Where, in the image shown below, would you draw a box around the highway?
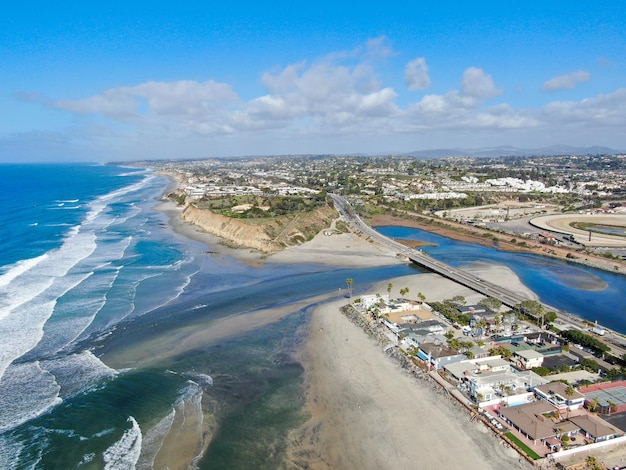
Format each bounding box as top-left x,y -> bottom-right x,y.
331,194 -> 626,358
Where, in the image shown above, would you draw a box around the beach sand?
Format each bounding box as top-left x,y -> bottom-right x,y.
156,198 -> 403,268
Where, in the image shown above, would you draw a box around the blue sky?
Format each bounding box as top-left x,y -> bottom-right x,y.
1,1 -> 625,161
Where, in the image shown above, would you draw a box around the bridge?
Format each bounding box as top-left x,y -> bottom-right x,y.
332,194 -> 540,309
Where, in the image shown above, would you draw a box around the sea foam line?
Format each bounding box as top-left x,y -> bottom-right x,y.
0,174 -> 152,381
0,254 -> 49,288
103,417 -> 142,470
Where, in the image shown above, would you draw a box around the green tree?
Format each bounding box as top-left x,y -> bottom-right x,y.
478,297 -> 502,312
399,287 -> 409,299
516,299 -> 544,318
345,278 -> 354,299
387,282 -> 393,297
586,455 -> 602,470
417,292 -> 426,304
545,311 -> 558,323
450,295 -> 466,306
489,345 -> 513,359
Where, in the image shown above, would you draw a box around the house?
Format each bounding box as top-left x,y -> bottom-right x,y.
568,414 -> 623,443
417,342 -> 465,370
534,382 -> 586,411
499,401 -> 578,445
444,356 -> 511,381
464,369 -> 547,404
458,305 -> 488,316
360,294 -> 390,309
514,349 -> 544,370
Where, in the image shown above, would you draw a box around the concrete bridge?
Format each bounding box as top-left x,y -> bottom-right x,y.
332,194 -> 537,309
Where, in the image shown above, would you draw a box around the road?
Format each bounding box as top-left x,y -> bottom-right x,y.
331,194 -> 626,358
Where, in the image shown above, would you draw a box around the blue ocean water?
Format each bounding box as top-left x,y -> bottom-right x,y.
0,164 -> 214,467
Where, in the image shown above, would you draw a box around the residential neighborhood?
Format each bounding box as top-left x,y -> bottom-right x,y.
345,291 -> 626,464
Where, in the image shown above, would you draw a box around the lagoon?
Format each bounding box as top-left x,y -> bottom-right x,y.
376,225 -> 626,334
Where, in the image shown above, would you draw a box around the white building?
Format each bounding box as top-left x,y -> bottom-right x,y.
534,382 -> 586,411
514,349 -> 545,370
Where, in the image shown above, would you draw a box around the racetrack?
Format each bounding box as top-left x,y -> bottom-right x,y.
530,213 -> 626,247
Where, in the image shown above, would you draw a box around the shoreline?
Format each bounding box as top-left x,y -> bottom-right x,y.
288,268 -> 532,469
154,181 -> 402,269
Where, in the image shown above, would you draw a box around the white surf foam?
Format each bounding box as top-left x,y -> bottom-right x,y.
0,362 -> 62,433
40,350 -> 117,398
103,417 -> 142,470
0,175 -> 152,382
0,254 -> 49,289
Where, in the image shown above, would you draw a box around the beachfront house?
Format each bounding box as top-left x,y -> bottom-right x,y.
464,368 -> 546,405
568,414 -> 623,443
498,401 -> 578,446
416,342 -> 465,370
444,356 -> 511,381
533,382 -> 586,411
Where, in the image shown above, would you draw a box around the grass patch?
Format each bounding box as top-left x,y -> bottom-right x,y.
504,432 -> 541,460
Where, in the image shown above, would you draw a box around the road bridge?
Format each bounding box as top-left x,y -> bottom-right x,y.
331,194 -> 530,309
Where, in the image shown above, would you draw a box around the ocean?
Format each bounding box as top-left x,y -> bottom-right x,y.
0,163 -> 419,469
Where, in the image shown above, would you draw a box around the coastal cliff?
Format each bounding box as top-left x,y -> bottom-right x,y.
181,203 -> 337,253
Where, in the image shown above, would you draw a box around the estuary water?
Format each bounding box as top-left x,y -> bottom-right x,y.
1,163 -> 625,468
376,225 -> 626,333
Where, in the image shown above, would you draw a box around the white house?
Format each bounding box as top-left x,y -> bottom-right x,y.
534,382 -> 586,411
514,349 -> 544,370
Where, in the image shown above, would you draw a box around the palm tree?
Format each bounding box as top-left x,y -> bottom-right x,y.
345,278 -> 354,299
564,384 -> 576,418
417,292 -> 426,304
586,456 -> 602,470
387,282 -> 393,298
399,287 -> 409,299
608,400 -> 617,416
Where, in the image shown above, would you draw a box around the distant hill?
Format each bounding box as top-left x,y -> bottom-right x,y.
402,145 -> 624,159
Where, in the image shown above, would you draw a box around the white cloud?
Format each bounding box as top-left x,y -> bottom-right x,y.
542,70 -> 590,92
461,67 -> 502,99
55,80 -> 240,120
405,58 -> 431,91
540,87 -> 626,126
56,89 -> 138,118
363,36 -> 396,60
239,57 -> 399,131
23,38 -> 624,156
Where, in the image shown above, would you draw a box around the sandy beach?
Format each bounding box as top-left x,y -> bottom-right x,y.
156,197 -> 403,268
